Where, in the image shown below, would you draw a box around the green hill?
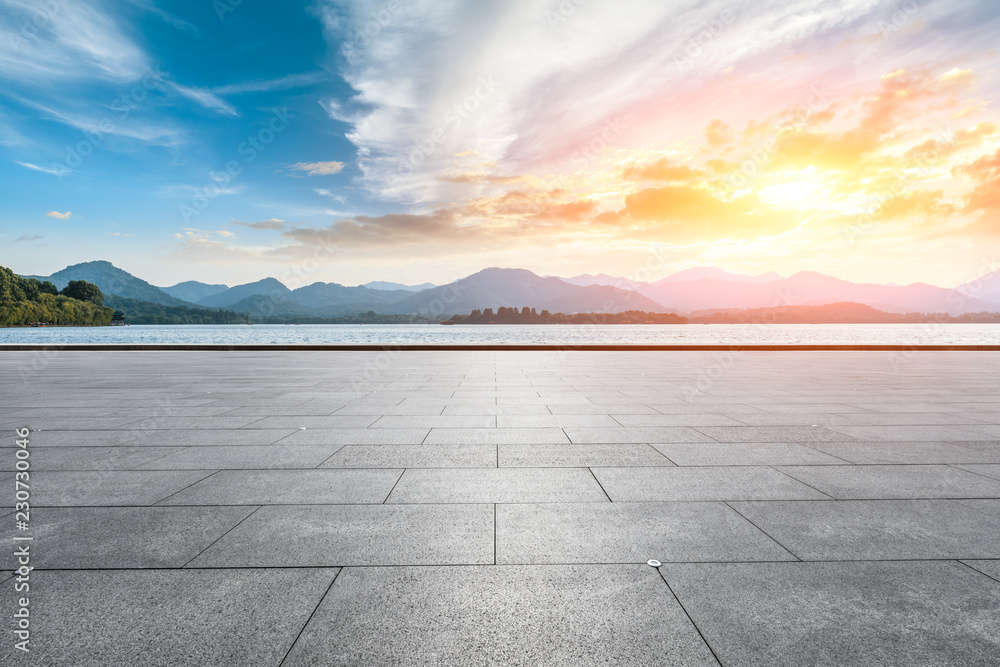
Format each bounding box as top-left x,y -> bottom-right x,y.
1,266 -> 112,326
26,260 -> 196,307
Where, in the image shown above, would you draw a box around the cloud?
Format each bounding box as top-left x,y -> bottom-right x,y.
46,211 -> 72,219
167,83 -> 239,117
313,188 -> 346,204
704,119 -> 733,147
232,218 -> 287,231
213,73 -> 327,95
13,235 -> 43,242
17,161 -> 68,176
289,161 -> 346,176
105,231 -> 136,237
623,159 -> 704,182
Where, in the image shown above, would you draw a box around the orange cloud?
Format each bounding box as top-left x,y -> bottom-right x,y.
623,158 -> 704,182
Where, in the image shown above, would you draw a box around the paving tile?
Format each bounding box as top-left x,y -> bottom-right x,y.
497,414 -> 621,428
825,425 -> 989,441
613,414 -> 747,427
0,569 -> 338,666
282,565 -> 717,666
189,504 -> 493,567
693,426 -> 853,443
954,464 -> 1000,481
499,444 -> 672,467
731,499 -> 1000,559
662,561 -> 1000,667
424,427 -> 570,445
386,468 -> 609,503
777,464 -> 1000,499
27,470 -> 214,507
806,441 -> 1000,464
3,506 -> 255,567
277,427 -> 430,445
158,469 -> 402,505
27,429 -> 298,447
0,446 -> 182,471
442,404 -> 553,415
241,415 -> 378,429
371,415 -> 496,428
320,444 -> 496,468
565,427 -> 715,444
962,560 -> 1000,581
139,445 -> 344,469
121,416 -> 267,429
652,442 -> 845,466
591,466 -> 829,501
549,404 -> 659,415
497,502 -> 794,564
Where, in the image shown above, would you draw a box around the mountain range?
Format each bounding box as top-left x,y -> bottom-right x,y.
20,260 -> 1000,321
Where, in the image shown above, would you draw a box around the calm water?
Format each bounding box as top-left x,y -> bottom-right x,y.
1,323 -> 998,345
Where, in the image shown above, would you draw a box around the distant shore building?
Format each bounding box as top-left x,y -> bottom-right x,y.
111,310 -> 127,326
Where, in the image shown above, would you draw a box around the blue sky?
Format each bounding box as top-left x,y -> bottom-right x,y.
2,1 -> 1000,289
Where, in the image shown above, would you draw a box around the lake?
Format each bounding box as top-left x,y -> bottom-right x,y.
1,323 -> 999,345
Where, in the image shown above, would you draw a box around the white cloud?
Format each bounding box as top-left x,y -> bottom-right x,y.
289,161 -> 346,176
168,82 -> 239,117
17,161 -> 68,176
213,72 -> 328,95
46,210 -> 72,219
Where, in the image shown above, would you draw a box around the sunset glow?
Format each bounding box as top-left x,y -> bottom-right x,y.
2,1 -> 999,287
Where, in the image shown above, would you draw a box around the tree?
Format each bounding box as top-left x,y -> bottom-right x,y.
38,280 -> 59,295
61,280 -> 105,305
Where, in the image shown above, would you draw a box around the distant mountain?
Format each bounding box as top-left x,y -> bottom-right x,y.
287,282 -> 413,312
160,280 -> 229,303
363,280 -> 436,292
104,294 -> 251,325
196,277 -> 290,308
652,267 -> 783,284
956,269 -> 1000,304
562,273 -> 647,291
390,267 -> 672,315
639,270 -> 1000,315
25,260 -> 193,307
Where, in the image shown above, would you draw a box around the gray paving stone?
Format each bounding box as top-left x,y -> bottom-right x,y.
0,568 -> 338,666
121,415 -> 268,429
496,414 -> 621,428
320,444 -> 496,468
962,560 -> 1000,581
806,441 -> 1000,464
693,425 -> 854,443
955,464 -> 1000,481
372,415 -> 496,428
826,424 -> 988,441
189,504 -> 493,567
387,468 -> 609,503
158,469 -> 402,505
614,413 -> 748,426
0,446 -> 182,471
278,427 -> 430,445
282,565 -> 718,666
27,470 -> 214,506
139,444 -> 345,469
652,442 -> 845,466
242,415 -> 378,429
777,464 -> 1000,499
731,499 -> 1000,559
497,502 -> 794,564
499,444 -> 673,467
592,466 -> 829,501
4,506 -> 255,567
443,404 -> 553,415
662,561 -> 1000,667
549,404 -> 659,414
565,427 -> 716,444
27,429 -> 298,447
424,427 -> 570,444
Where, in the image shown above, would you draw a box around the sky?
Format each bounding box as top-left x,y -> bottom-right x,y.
1,0 -> 999,289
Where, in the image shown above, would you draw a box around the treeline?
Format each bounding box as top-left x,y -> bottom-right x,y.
257,311 -> 438,324
1,266 -> 112,326
450,307 -> 688,324
103,295 -> 254,325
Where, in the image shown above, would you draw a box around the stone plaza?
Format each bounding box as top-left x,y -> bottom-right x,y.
2,349 -> 999,665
